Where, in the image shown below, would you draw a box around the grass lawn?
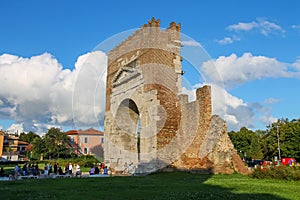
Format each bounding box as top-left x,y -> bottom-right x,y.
0,172 -> 299,200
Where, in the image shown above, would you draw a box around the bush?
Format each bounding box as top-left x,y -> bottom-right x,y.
250,165 -> 300,181
38,155 -> 100,169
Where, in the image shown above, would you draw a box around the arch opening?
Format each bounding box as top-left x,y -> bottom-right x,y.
115,98 -> 141,163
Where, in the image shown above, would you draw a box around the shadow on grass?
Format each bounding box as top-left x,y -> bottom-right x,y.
0,171 -> 289,200
128,171 -> 287,200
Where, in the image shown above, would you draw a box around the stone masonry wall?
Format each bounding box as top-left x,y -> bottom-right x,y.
104,18 -> 247,174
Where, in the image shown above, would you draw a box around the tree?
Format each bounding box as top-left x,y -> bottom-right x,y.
262,119 -> 300,161
43,127 -> 72,159
32,127 -> 72,159
19,131 -> 40,143
32,137 -> 46,159
228,127 -> 263,160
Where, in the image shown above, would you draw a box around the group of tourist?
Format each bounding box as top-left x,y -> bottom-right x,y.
122,162 -> 136,176
61,162 -> 81,177
89,162 -> 109,175
11,162 -> 82,178
2,161 -> 135,179
14,163 -> 41,177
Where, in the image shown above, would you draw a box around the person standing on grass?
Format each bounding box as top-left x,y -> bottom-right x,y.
123,162 -> 129,175
58,167 -> 64,175
89,166 -> 95,175
0,167 -> 5,177
75,163 -> 81,177
95,165 -> 100,174
44,163 -> 48,175
14,164 -> 20,178
22,163 -> 27,176
53,162 -> 58,174
128,162 -> 135,176
48,163 -> 53,175
35,163 -> 40,175
103,166 -> 108,175
68,163 -> 73,175
64,165 -> 68,174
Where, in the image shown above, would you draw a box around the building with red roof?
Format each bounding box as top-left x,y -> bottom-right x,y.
65,128 -> 104,159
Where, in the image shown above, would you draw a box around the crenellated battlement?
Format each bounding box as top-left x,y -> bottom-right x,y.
108,17 -> 181,65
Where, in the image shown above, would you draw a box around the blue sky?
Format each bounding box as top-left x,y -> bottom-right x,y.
0,0 -> 299,133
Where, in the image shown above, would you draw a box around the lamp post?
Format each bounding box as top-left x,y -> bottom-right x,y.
276,124 -> 281,160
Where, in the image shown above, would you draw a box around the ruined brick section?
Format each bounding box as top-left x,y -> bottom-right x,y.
104,18 -> 247,174
149,85 -> 181,150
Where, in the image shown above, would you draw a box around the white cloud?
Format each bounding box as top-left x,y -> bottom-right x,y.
216,37 -> 233,45
181,40 -> 201,47
201,53 -> 293,88
216,36 -> 240,45
182,83 -> 257,131
227,21 -> 258,31
292,59 -> 300,71
292,25 -> 300,29
7,123 -> 24,134
72,51 -> 107,128
260,115 -> 277,125
227,18 -> 285,36
264,98 -> 280,104
292,25 -> 300,32
0,51 -> 107,134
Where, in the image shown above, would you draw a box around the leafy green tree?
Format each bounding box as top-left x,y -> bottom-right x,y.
31,127 -> 72,159
228,127 -> 263,160
31,137 -> 46,159
43,127 -> 72,159
19,131 -> 40,143
262,119 -> 300,161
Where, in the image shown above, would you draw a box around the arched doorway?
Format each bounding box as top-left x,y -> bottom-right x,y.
115,98 -> 141,163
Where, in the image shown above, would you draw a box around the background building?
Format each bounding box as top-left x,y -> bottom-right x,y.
0,130 -> 29,161
65,128 -> 104,159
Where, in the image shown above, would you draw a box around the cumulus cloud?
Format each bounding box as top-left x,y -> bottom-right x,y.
7,123 -> 24,134
292,59 -> 300,72
0,51 -> 107,134
182,83 -> 257,131
216,37 -> 233,45
228,21 -> 258,32
72,51 -> 107,128
260,114 -> 277,125
201,53 -> 294,88
227,18 -> 285,36
216,36 -> 240,45
181,51 -> 300,131
181,40 -> 201,47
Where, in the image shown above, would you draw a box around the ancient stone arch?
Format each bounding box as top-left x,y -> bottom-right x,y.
104,18 -> 247,174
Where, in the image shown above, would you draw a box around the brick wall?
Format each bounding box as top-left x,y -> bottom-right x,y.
104,18 -> 247,174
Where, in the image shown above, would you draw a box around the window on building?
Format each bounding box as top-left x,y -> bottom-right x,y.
101,138 -> 104,144
70,137 -> 75,144
84,147 -> 88,154
84,137 -> 88,144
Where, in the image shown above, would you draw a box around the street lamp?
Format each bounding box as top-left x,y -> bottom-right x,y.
277,124 -> 281,160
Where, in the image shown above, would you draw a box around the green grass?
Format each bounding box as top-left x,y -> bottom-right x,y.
0,172 -> 299,200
